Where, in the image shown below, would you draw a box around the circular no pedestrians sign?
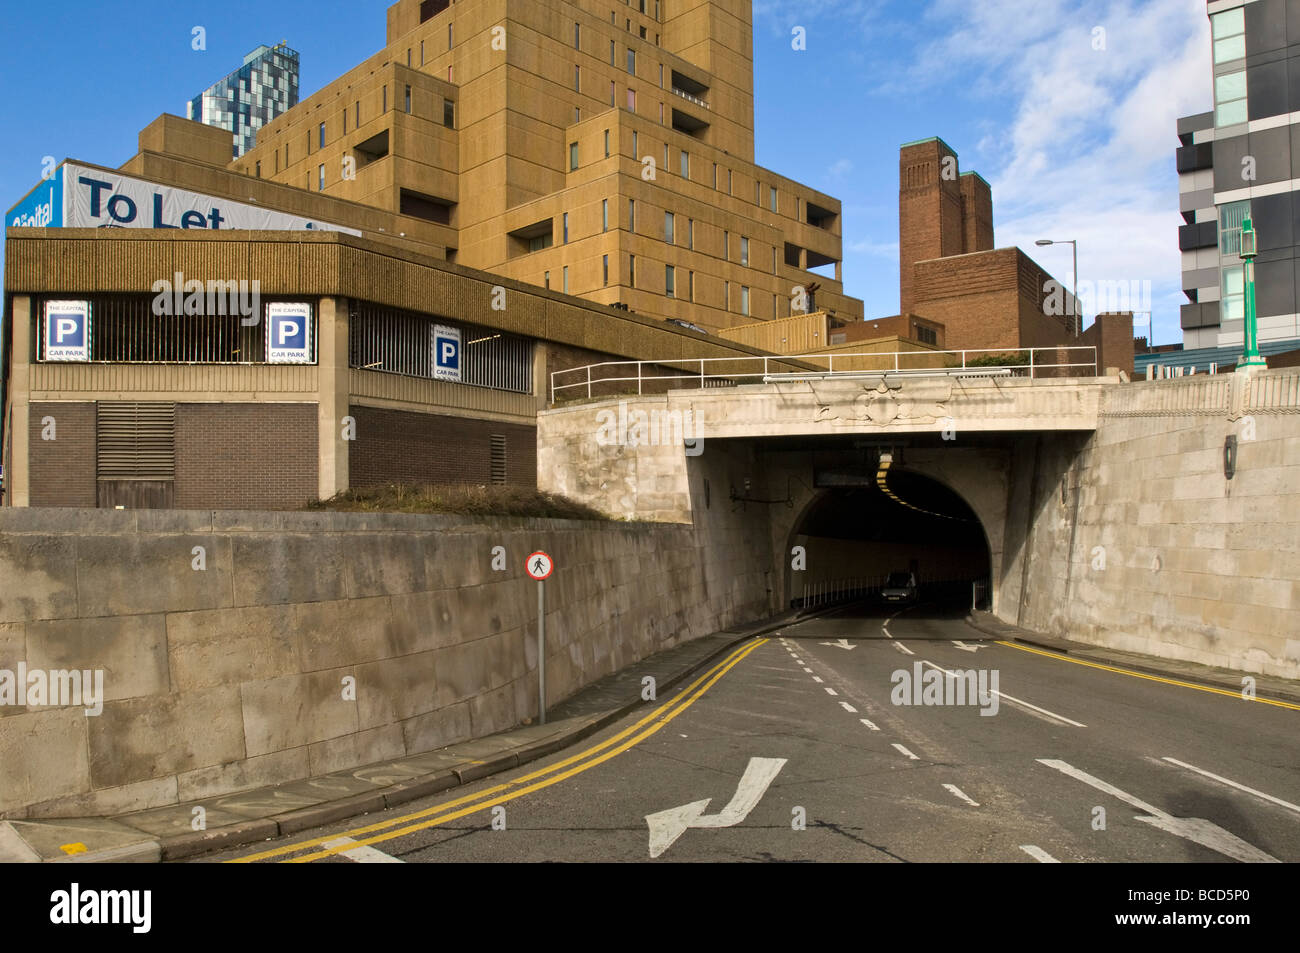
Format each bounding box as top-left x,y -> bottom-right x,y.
526,551 -> 554,580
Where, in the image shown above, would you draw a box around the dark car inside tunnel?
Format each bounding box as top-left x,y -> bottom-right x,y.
790,467 -> 991,618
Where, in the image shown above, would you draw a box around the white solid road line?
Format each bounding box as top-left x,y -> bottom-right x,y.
1019,845 -> 1059,863
920,660 -> 1086,727
860,718 -> 879,731
943,784 -> 980,807
1037,759 -> 1279,863
892,642 -> 915,656
1162,757 -> 1300,816
824,686 -> 837,695
322,836 -> 405,864
839,701 -> 857,713
892,743 -> 920,761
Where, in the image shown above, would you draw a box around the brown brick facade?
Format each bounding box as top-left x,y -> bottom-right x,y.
348,406 -> 536,489
27,402 -> 97,507
175,403 -> 319,509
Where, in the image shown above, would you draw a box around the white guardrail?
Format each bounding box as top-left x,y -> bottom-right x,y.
550,346 -> 1099,403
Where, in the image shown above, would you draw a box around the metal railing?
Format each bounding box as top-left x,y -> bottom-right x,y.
670,87 -> 709,109
550,346 -> 1098,403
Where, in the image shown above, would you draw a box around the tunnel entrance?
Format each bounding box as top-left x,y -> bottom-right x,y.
788,467 -> 992,618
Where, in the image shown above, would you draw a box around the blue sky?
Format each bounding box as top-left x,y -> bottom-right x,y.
2,1 -> 1211,345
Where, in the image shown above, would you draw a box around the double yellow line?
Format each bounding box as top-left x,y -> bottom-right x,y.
229,636 -> 769,863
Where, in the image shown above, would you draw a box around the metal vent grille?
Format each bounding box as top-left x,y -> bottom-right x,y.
97,402 -> 175,479
489,434 -> 507,485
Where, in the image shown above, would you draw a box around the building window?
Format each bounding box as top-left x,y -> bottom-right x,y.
575,65 -> 581,92
1215,70 -> 1247,126
915,324 -> 938,346
713,163 -> 718,189
772,247 -> 777,272
421,40 -> 425,66
575,106 -> 581,123
610,40 -> 616,65
319,122 -> 325,148
687,219 -> 694,250
544,270 -> 550,290
629,198 -> 635,231
383,85 -> 388,112
1212,8 -> 1245,63
356,101 -> 361,127
575,22 -> 581,49
1221,264 -> 1244,323
343,109 -> 347,134
680,149 -> 688,177
632,130 -> 638,156
604,129 -> 610,157
449,23 -> 453,48
570,142 -> 579,170
255,160 -> 261,178
448,65 -> 453,82
741,236 -> 749,266
603,254 -> 610,286
741,286 -> 750,316
627,48 -> 636,74
528,232 -> 553,253
665,211 -> 674,244
405,85 -> 412,113
659,64 -> 664,88
689,271 -> 695,301
727,169 -> 732,194
723,231 -> 729,260
665,264 -> 676,298
770,186 -> 778,212
407,48 -> 411,67
724,281 -> 730,310
444,99 -> 455,128
629,254 -> 636,287
1219,200 -> 1250,255
318,164 -> 325,190
628,88 -> 636,111
563,266 -> 570,294
563,212 -> 570,243
611,81 -> 616,106
602,198 -> 609,232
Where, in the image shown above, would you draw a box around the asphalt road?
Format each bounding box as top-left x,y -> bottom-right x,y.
208,602 -> 1300,864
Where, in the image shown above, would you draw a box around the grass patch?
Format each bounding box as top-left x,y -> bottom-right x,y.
307,483 -> 612,520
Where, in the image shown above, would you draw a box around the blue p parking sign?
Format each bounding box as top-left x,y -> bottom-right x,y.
43,300 -> 91,362
433,324 -> 461,382
266,302 -> 313,363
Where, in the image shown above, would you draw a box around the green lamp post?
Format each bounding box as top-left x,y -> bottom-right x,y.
1237,216 -> 1267,371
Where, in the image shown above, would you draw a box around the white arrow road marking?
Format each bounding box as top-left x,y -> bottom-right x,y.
322,836 -> 404,864
1020,845 -> 1059,863
951,641 -> 985,652
943,784 -> 980,807
1037,759 -> 1279,863
1161,758 -> 1300,816
920,661 -> 1086,727
860,718 -> 879,731
892,642 -> 915,656
645,757 -> 788,858
892,744 -> 920,761
819,639 -> 856,650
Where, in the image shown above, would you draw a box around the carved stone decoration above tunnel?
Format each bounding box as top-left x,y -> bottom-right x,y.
812,380 -> 953,427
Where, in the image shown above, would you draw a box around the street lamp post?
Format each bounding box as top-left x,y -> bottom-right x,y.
1237,216 -> 1267,372
1036,238 -> 1080,337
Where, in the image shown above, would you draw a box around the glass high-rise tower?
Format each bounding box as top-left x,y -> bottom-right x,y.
188,43 -> 300,159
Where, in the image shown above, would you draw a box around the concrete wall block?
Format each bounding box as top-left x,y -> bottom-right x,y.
400,699 -> 473,755
425,534 -> 491,591
0,534 -> 78,624
26,614 -> 170,703
241,670 -> 359,757
387,589 -> 459,655
0,708 -> 91,816
166,603 -> 298,692
23,775 -> 179,820
231,534 -> 349,607
307,724 -> 406,776
344,533 -> 430,598
75,535 -> 233,617
176,747 -> 311,803
353,651 -> 440,730
0,624 -> 26,718
292,596 -> 395,671
468,683 -> 517,738
89,687 -> 244,790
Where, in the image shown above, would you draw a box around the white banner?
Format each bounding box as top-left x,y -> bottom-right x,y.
62,162 -> 361,236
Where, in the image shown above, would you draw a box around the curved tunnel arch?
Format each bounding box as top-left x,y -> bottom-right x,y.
782,467 -> 994,611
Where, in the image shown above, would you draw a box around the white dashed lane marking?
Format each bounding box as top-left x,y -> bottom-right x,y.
1019,845 -> 1059,863
839,701 -> 857,713
860,718 -> 879,731
943,784 -> 980,807
824,686 -> 837,696
892,744 -> 920,761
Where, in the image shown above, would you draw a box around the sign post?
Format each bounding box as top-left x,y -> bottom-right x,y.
525,551 -> 554,724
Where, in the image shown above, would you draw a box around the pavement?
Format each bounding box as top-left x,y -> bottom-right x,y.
3,603 -> 1296,863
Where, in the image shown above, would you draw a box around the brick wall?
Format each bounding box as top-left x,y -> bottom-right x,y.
349,406 -> 536,488
175,403 -> 319,509
27,402 -> 97,507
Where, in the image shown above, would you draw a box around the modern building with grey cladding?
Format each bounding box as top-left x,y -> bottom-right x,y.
187,43 -> 300,159
1176,0 -> 1300,352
